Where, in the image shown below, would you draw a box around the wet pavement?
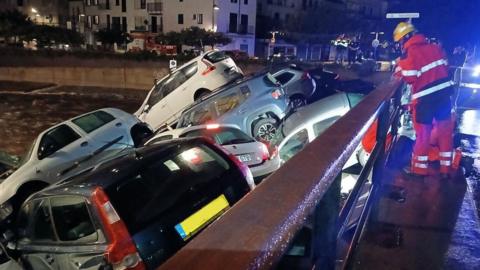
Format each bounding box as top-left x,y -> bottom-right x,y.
0,82 -> 146,157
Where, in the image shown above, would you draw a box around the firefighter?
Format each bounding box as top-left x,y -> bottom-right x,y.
393,22 -> 455,178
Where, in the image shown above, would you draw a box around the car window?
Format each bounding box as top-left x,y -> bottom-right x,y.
146,62 -> 198,107
346,93 -> 365,108
279,129 -> 309,162
38,124 -> 81,159
50,196 -> 97,242
204,51 -> 229,63
275,72 -> 295,85
17,199 -> 56,242
312,117 -> 341,137
182,127 -> 254,145
105,144 -> 235,233
263,73 -> 280,86
72,111 -> 115,133
213,90 -> 244,117
179,103 -> 215,127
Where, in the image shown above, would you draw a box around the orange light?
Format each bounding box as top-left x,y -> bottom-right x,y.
206,123 -> 220,129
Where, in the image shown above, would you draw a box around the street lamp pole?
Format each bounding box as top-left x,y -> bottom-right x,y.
212,0 -> 219,32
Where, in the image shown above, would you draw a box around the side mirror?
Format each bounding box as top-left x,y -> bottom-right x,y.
143,104 -> 151,113
38,136 -> 57,160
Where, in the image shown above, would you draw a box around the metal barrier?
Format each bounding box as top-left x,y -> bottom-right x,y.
159,79 -> 404,270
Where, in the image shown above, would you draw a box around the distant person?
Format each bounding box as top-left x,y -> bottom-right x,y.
393,22 -> 454,178
450,46 -> 466,68
348,37 -> 360,65
334,34 -> 348,64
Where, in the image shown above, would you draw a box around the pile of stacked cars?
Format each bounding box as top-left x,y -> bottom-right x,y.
0,50 -> 367,269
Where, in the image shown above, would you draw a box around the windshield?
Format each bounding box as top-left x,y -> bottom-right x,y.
181,127 -> 255,145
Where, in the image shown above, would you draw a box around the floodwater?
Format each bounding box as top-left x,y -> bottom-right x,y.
0,85 -> 146,157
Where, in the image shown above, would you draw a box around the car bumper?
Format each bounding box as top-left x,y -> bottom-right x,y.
249,155 -> 281,183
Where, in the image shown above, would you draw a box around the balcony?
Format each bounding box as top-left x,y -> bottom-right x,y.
227,24 -> 255,35
147,0 -> 162,14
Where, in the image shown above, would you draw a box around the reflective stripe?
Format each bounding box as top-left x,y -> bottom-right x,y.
416,156 -> 429,161
419,59 -> 448,75
414,163 -> 428,169
439,152 -> 453,158
402,70 -> 419,77
440,160 -> 452,166
412,81 -> 454,100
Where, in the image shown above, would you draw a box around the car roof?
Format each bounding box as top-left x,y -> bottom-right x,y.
30,137 -> 213,199
281,92 -> 350,136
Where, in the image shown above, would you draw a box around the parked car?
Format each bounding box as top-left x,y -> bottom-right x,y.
4,137 -> 253,269
176,72 -> 289,142
135,50 -> 244,130
271,64 -> 316,108
224,50 -> 250,62
146,124 -> 280,182
0,108 -> 153,222
271,92 -> 364,164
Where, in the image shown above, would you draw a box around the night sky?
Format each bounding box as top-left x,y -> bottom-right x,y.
385,0 -> 480,51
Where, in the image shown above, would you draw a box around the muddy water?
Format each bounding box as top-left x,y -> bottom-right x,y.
0,90 -> 145,157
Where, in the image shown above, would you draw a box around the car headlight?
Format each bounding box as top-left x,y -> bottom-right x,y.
473,65 -> 480,77
0,202 -> 13,220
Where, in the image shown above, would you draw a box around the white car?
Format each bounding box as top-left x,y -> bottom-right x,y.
135,50 -> 243,130
275,92 -> 364,165
146,124 -> 280,182
0,108 -> 153,220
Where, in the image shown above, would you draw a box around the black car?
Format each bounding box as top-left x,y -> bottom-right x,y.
3,137 -> 254,270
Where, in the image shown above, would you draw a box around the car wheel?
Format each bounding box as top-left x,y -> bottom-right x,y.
289,95 -> 307,109
194,89 -> 212,101
253,118 -> 278,142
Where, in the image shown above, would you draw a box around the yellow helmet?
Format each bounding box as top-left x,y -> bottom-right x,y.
393,22 -> 416,42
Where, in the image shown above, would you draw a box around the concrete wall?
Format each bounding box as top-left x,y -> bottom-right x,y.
0,63 -> 265,90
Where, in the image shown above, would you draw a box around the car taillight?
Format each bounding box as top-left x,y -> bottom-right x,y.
260,143 -> 270,161
212,143 -> 255,190
271,89 -> 283,99
206,123 -> 220,129
202,65 -> 216,76
91,187 -> 145,270
301,72 -> 311,80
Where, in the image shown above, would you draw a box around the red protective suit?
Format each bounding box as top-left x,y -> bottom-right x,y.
395,34 -> 454,175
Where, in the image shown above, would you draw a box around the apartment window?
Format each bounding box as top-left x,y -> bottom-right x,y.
17,0 -> 23,6
244,0 -> 248,4
178,14 -> 184,24
229,13 -> 237,33
121,0 -> 126,12
112,16 -> 120,31
231,0 -> 238,3
115,0 -> 119,6
94,15 -> 99,25
122,16 -> 127,32
93,0 -> 99,5
107,14 -> 110,29
86,0 -> 91,6
240,14 -> 248,34
86,15 -> 92,28
135,0 -> 146,9
197,14 -> 203,24
106,0 -> 110,9
267,0 -> 272,4
135,16 -> 147,30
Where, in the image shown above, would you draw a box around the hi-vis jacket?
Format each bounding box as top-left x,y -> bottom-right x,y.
395,34 -> 452,100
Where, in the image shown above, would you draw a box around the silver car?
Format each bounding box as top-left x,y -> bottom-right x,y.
176,72 -> 289,142
271,65 -> 316,108
0,108 -> 152,221
146,124 -> 280,182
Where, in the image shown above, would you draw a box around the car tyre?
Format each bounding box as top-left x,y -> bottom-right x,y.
289,95 -> 307,109
194,89 -> 212,101
253,118 -> 278,142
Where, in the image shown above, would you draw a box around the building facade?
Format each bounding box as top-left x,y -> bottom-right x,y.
68,0 -> 256,55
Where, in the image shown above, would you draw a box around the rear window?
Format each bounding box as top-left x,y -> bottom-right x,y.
105,143 -> 249,234
275,72 -> 295,85
181,127 -> 254,145
204,51 -> 229,63
263,73 -> 280,87
72,111 -> 115,133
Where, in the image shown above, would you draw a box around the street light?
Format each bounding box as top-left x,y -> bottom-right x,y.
212,1 -> 219,32
31,7 -> 38,13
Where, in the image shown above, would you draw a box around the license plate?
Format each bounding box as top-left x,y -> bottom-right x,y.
237,154 -> 252,162
174,195 -> 230,241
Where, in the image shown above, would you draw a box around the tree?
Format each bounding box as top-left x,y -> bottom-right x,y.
25,25 -> 84,47
0,10 -> 34,44
155,27 -> 231,53
94,29 -> 129,50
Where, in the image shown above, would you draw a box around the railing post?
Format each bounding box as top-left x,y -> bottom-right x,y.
313,174 -> 341,269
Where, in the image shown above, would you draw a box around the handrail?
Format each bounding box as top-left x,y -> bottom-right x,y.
159,79 -> 403,270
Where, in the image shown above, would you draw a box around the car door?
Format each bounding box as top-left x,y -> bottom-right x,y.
17,198 -> 62,270
70,110 -> 129,163
35,124 -> 92,183
163,61 -> 199,122
278,128 -> 310,164
49,196 -> 107,270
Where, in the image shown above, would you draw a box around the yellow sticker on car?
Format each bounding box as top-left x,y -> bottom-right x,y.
174,195 -> 230,240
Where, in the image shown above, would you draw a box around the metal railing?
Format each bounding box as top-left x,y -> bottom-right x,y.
158,79 -> 404,269
147,1 -> 162,13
